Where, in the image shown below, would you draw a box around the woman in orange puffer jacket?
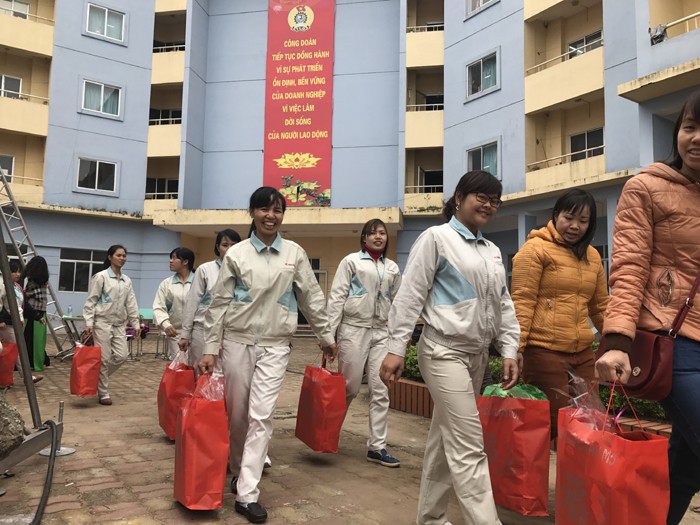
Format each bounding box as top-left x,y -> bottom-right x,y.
511,188 -> 609,439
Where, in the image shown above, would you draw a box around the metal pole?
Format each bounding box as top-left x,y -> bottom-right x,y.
0,221 -> 42,428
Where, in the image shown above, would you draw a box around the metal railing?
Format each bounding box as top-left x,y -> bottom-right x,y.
153,43 -> 186,53
0,7 -> 54,25
1,174 -> 43,185
666,10 -> 700,36
407,23 -> 444,33
145,191 -> 178,200
0,90 -> 49,104
406,103 -> 444,111
148,117 -> 182,125
527,145 -> 605,171
526,38 -> 603,75
405,184 -> 443,194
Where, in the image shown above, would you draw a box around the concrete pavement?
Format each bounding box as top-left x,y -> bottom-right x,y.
1,337 -> 699,524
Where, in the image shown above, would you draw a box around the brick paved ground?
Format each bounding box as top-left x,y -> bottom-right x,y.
1,336 -> 699,524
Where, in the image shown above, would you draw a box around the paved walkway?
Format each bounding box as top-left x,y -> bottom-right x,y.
1,337 -> 699,524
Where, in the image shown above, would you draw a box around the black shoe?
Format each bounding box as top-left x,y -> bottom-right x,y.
234,501 -> 267,523
230,476 -> 238,494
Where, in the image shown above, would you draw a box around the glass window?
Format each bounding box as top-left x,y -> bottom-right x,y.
0,75 -> 21,99
87,4 -> 124,42
467,53 -> 497,97
568,30 -> 603,59
0,154 -> 14,182
78,158 -> 117,192
0,0 -> 29,18
82,80 -> 121,116
570,128 -> 604,161
58,249 -> 108,292
467,0 -> 495,15
145,178 -> 178,199
467,142 -> 498,176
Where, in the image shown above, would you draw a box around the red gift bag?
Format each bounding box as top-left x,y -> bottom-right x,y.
157,353 -> 195,440
70,345 -> 102,396
295,357 -> 346,453
0,342 -> 19,386
555,407 -> 670,525
477,396 -> 551,516
174,373 -> 229,510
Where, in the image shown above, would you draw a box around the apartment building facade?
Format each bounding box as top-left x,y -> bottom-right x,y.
0,0 -> 698,311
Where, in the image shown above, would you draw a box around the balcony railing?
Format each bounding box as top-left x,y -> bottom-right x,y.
149,117 -> 182,125
0,6 -> 54,25
153,43 -> 185,53
406,103 -> 444,112
145,191 -> 178,200
526,38 -> 603,75
407,23 -> 444,33
405,184 -> 443,193
651,11 -> 700,44
1,91 -> 49,104
527,145 -> 605,171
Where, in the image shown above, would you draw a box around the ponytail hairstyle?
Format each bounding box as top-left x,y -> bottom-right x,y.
170,247 -> 196,272
214,229 -> 242,257
360,218 -> 389,254
442,170 -> 502,222
552,189 -> 597,262
247,186 -> 286,238
103,244 -> 127,270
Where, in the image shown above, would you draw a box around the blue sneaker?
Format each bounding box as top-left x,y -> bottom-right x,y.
367,448 -> 400,467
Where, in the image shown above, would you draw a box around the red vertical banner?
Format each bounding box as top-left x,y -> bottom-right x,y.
264,1 -> 335,207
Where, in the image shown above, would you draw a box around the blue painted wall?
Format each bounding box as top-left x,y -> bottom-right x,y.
180,0 -> 401,210
43,0 -> 154,215
443,0 -> 525,195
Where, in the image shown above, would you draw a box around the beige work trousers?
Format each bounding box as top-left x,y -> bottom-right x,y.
337,323 -> 390,451
93,323 -> 129,397
221,340 -> 290,504
416,334 -> 501,525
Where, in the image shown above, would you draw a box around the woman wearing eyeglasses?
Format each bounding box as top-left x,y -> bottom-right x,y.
511,189 -> 609,441
380,170 -> 520,525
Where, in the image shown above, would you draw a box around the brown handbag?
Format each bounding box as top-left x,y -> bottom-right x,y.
599,272 -> 700,400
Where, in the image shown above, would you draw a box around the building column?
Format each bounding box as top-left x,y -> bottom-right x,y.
517,212 -> 538,248
605,196 -> 618,275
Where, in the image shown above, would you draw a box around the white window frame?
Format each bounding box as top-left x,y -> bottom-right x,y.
0,154 -> 14,182
0,0 -> 29,19
76,157 -> 118,194
58,248 -> 108,292
86,3 -> 125,43
466,0 -> 498,18
568,30 -> 603,59
0,74 -> 22,99
466,140 -> 500,179
465,49 -> 500,101
81,79 -> 122,118
569,127 -> 604,162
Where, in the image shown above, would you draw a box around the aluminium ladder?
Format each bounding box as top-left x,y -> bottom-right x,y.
0,169 -> 79,357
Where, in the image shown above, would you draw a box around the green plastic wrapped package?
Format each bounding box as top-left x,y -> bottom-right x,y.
482,383 -> 548,400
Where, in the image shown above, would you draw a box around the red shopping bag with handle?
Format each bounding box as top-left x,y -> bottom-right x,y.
174,371 -> 229,510
0,342 -> 18,386
295,356 -> 346,453
477,392 -> 550,516
555,384 -> 669,525
70,344 -> 102,396
157,352 -> 195,440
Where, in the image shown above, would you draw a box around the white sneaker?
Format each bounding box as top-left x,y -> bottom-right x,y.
264,455 -> 272,469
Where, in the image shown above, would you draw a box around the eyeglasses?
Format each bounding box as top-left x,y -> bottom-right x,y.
473,193 -> 503,209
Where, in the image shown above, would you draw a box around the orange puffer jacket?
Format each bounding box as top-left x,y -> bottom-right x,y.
511,221 -> 609,353
603,163 -> 700,351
